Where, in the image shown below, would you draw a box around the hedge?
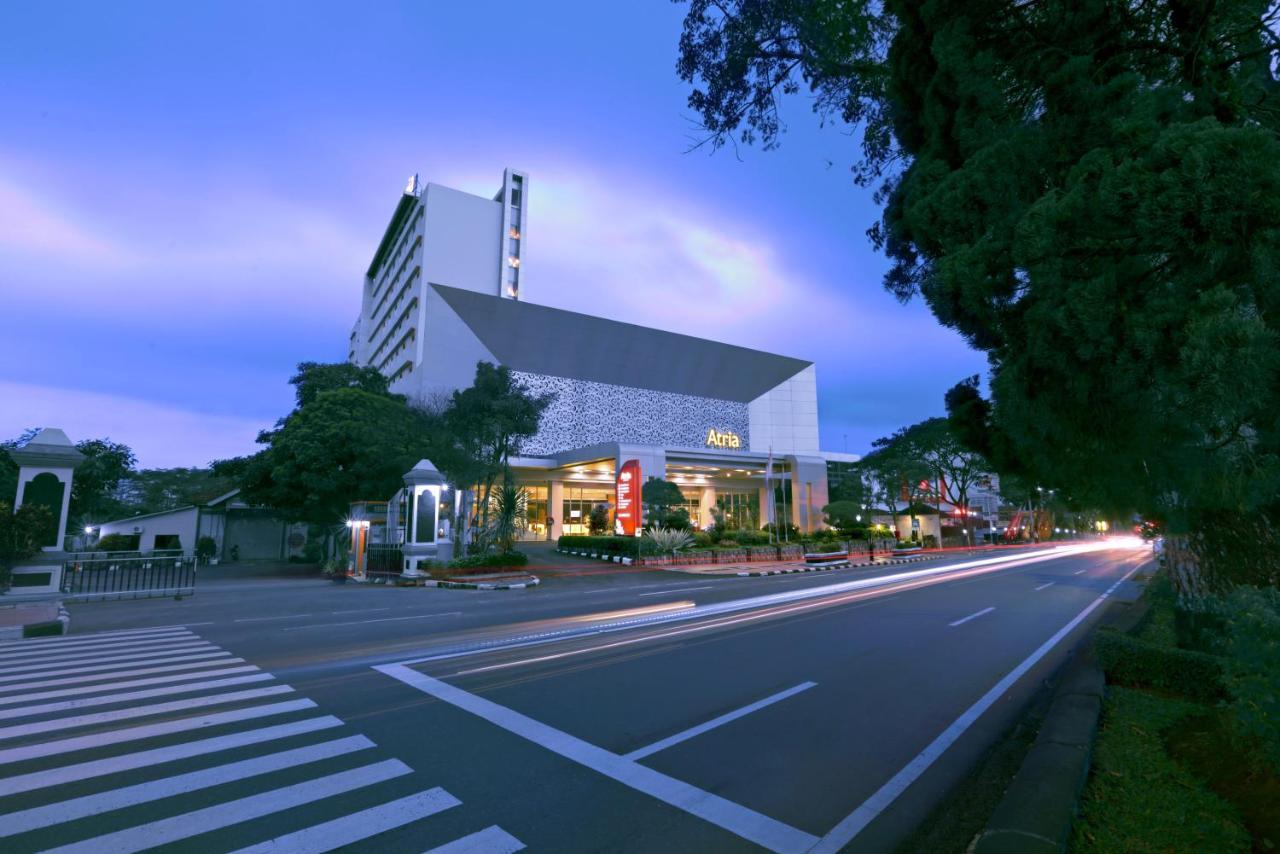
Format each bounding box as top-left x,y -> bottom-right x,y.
447,551 -> 529,570
1094,628 -> 1227,702
557,535 -> 640,554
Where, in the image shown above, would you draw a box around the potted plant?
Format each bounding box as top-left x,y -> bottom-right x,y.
322,558 -> 348,584
195,536 -> 218,565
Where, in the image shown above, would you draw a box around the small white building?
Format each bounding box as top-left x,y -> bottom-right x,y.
92,490 -> 307,561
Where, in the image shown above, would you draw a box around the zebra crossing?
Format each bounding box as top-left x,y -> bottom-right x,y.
0,625 -> 525,853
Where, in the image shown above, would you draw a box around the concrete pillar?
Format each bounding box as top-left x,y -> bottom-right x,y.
788,455 -> 830,534
699,486 -> 717,530
549,480 -> 564,540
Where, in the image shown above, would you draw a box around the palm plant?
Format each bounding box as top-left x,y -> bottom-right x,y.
643,527 -> 694,557
486,480 -> 529,554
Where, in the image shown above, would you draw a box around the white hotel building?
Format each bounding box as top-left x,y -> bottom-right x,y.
348,168 -> 858,539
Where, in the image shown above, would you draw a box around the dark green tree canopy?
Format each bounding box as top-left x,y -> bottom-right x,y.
679,0 -> 1280,587
226,388 -> 434,525
641,479 -> 687,514
289,361 -> 401,411
434,362 -> 553,517
69,439 -> 137,528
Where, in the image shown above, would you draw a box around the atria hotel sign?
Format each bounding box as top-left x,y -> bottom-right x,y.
615,459 -> 641,536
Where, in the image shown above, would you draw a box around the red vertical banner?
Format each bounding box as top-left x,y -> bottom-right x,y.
615,459 -> 642,536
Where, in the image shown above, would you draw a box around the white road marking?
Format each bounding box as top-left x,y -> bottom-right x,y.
0,716 -> 342,795
0,630 -> 193,657
0,697 -> 316,764
638,586 -> 715,597
1074,569 -> 1087,575
41,760 -> 413,854
0,657 -> 249,693
0,635 -> 200,664
948,606 -> 996,627
0,684 -> 294,740
377,664 -> 817,854
1035,582 -> 1055,591
0,650 -> 233,684
0,673 -> 275,721
234,614 -> 315,623
229,786 -> 461,853
0,642 -> 215,674
282,612 -> 462,631
423,825 -> 526,854
0,735 -> 375,837
0,665 -> 260,706
624,682 -> 817,761
0,626 -> 191,651
400,545 -> 1110,669
810,561 -> 1144,852
330,607 -> 393,615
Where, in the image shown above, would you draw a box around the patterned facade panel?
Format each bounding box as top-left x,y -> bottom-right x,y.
513,371 -> 749,456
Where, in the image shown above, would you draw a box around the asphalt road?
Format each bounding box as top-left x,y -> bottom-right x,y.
0,540 -> 1152,852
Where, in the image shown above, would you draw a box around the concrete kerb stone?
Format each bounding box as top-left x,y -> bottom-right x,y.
0,602 -> 71,639
973,586 -> 1151,854
426,575 -> 541,591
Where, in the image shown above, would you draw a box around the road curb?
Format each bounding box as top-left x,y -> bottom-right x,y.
730,554 -> 937,577
426,576 -> 541,591
972,586 -> 1149,854
0,602 -> 71,639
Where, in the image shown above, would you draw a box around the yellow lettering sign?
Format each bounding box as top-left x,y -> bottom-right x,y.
705,428 -> 742,449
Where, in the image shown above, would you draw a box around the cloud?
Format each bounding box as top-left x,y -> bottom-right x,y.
0,380 -> 268,469
525,167 -> 855,346
0,175 -> 128,263
0,159 -> 369,323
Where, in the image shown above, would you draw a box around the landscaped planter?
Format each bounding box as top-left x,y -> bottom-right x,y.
713,548 -> 748,563
680,552 -> 715,565
778,544 -> 805,561
746,546 -> 779,562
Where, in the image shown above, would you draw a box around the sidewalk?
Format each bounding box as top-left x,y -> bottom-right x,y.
0,600 -> 70,639
666,553 -> 942,576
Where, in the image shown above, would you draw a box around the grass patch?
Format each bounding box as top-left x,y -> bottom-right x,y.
1072,687 -> 1250,853
1166,710 -> 1280,850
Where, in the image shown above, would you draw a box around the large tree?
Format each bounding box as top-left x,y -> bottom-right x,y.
68,439 -> 136,529
220,388 -> 434,526
677,0 -> 1280,597
902,416 -> 989,520
433,362 -> 552,536
858,427 -> 933,538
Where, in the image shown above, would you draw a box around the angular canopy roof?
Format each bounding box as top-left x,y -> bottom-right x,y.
7,427 -> 86,468
433,284 -> 811,402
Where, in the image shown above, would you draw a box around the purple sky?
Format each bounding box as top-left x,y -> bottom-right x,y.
0,2 -> 986,468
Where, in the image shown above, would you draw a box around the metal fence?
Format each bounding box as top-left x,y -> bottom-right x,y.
61,553 -> 197,601
365,544 -> 404,580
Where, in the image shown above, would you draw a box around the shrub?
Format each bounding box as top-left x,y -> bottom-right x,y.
1094,628 -> 1227,702
692,532 -> 714,549
557,535 -> 639,554
96,532 -> 140,552
644,527 -> 695,555
1214,585 -> 1280,773
921,534 -> 938,548
195,536 -> 218,560
448,551 -> 529,571
588,504 -> 610,535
